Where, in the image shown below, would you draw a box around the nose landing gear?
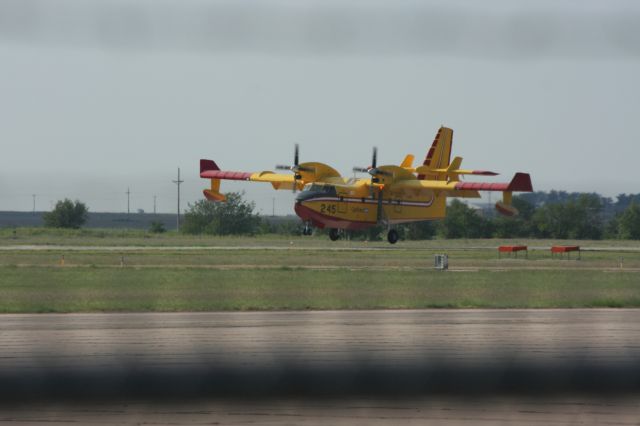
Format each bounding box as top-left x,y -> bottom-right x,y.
302,222 -> 313,236
329,228 -> 340,241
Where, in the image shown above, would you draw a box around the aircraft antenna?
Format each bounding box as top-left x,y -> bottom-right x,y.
173,168 -> 184,231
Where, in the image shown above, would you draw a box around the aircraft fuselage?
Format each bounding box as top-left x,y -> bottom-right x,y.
294,184 -> 446,230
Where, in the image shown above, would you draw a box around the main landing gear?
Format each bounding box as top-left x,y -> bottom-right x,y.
326,228 -> 398,244
302,222 -> 313,236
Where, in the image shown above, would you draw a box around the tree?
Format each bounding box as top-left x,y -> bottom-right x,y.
532,194 -> 603,239
438,199 -> 492,239
617,202 -> 640,239
149,221 -> 166,233
182,192 -> 260,235
43,199 -> 89,229
403,220 -> 436,240
532,202 -> 568,238
492,197 -> 535,238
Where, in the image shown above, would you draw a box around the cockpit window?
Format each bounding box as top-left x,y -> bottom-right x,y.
307,184 -> 337,196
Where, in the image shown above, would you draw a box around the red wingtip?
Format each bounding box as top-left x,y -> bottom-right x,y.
507,173 -> 533,192
200,159 -> 220,176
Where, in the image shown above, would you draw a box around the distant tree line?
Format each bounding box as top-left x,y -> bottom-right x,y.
182,193 -> 262,236
43,199 -> 88,229
181,191 -> 640,240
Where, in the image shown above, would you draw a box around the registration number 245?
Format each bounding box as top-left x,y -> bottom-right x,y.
319,204 -> 337,214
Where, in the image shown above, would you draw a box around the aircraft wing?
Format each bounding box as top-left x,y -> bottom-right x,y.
199,159 -> 344,200
200,162 -> 299,191
391,173 -> 533,195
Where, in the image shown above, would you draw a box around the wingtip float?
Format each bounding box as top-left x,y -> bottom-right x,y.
199,126 -> 533,243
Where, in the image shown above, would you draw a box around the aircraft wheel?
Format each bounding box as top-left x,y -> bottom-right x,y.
329,228 -> 340,241
387,229 -> 399,244
303,227 -> 312,236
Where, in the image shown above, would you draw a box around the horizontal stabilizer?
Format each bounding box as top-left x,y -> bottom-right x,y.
466,170 -> 499,176
416,156 -> 498,178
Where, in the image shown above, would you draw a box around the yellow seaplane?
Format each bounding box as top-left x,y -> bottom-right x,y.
200,127 -> 533,244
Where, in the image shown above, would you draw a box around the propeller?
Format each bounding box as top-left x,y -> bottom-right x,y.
352,147 -> 392,198
352,147 -> 393,178
276,144 -> 314,192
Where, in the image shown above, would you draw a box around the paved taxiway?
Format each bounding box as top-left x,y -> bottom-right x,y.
1,309 -> 639,370
1,310 -> 639,424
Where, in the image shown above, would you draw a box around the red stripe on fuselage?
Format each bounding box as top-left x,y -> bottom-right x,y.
294,203 -> 376,230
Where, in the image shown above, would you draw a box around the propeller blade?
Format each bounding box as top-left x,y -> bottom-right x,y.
363,167 -> 392,178
297,165 -> 315,173
353,167 -> 369,173
294,143 -> 299,167
372,147 -> 377,169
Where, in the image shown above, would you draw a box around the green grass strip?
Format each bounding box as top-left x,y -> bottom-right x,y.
1,266 -> 639,313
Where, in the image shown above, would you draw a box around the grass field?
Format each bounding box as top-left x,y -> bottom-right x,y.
1,229 -> 639,312
1,266 -> 639,312
4,227 -> 640,250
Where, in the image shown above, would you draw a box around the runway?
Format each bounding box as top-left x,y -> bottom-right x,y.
1,310 -> 639,424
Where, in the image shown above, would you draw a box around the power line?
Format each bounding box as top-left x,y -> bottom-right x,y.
172,168 -> 184,231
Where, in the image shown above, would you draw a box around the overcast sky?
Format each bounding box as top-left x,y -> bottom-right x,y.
1,0 -> 639,214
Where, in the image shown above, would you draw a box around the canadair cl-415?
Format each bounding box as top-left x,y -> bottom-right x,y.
200,127 -> 533,244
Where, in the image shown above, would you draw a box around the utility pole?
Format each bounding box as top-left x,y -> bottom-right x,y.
126,187 -> 131,220
32,194 -> 36,214
173,168 -> 184,231
153,195 -> 157,215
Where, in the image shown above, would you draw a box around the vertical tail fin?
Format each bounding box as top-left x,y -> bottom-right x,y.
200,159 -> 226,202
400,154 -> 415,169
418,126 -> 453,181
200,159 -> 220,174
